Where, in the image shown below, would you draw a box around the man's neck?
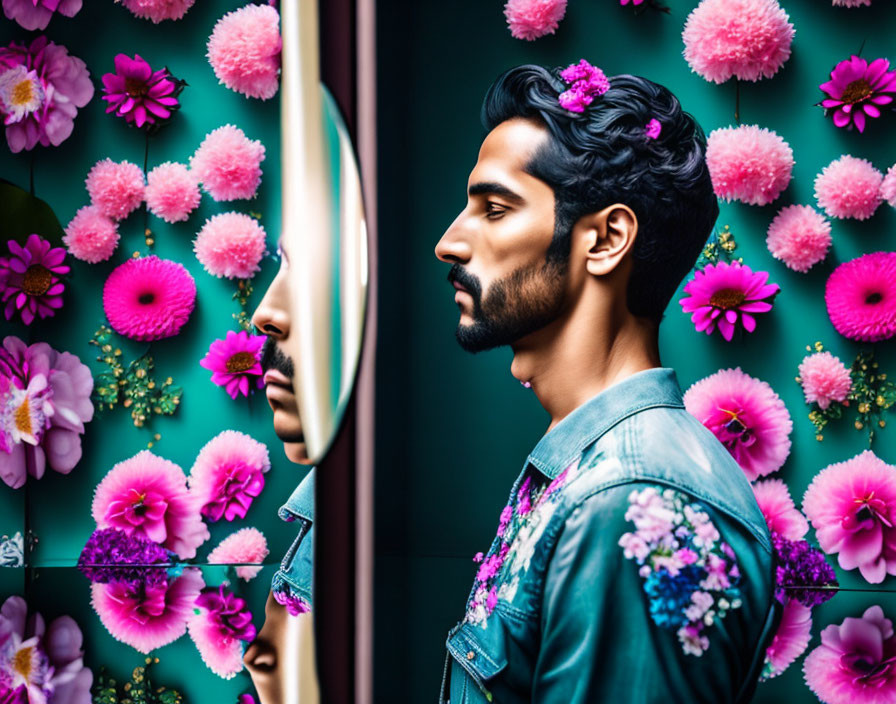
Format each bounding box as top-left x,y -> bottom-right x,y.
509,302 -> 661,433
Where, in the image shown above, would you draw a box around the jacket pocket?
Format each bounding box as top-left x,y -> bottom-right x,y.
446,621 -> 509,702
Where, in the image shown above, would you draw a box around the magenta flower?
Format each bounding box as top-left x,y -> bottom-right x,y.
2,0 -> 81,30
200,330 -> 265,399
91,566 -> 204,654
825,252 -> 896,342
679,260 -> 780,341
0,595 -> 93,703
803,449 -> 896,584
0,234 -> 68,325
762,599 -> 812,680
683,367 -> 792,481
0,36 -> 93,153
804,605 -> 896,704
187,585 -> 256,679
101,53 -> 183,130
558,59 -> 610,113
0,335 -> 94,489
820,56 -> 896,133
92,450 -> 209,560
189,430 -> 270,522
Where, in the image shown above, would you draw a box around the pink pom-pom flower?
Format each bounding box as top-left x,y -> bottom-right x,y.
762,599 -> 812,680
207,527 -> 269,581
194,213 -> 268,280
766,205 -> 831,273
503,0 -> 567,41
819,55 -> 896,133
190,125 -> 266,201
103,256 -> 196,341
706,125 -> 794,205
92,450 -> 209,560
803,449 -> 896,584
85,158 -> 145,221
682,0 -> 794,84
189,430 -> 270,523
63,205 -> 119,263
145,162 -> 200,223
91,566 -> 204,653
814,155 -> 883,220
798,351 -> 852,410
119,0 -> 194,23
683,367 -> 793,481
187,585 -> 256,679
881,164 -> 896,208
803,605 -> 896,704
207,4 -> 281,100
752,479 -> 808,540
679,260 -> 780,341
825,252 -> 896,342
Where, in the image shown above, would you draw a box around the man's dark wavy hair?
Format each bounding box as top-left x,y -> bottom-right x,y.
481,64 -> 719,324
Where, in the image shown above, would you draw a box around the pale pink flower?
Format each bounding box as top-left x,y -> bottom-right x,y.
503,0 -> 567,41
64,205 -> 119,263
752,478 -> 808,540
798,351 -> 852,410
194,213 -> 268,280
145,162 -> 200,224
815,155 -> 883,220
766,205 -> 831,273
706,125 -> 794,206
85,159 -> 145,220
207,527 -> 269,581
763,599 -> 812,679
190,125 -> 265,201
207,4 -> 281,100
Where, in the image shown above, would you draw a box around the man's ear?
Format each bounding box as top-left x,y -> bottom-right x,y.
576,204 -> 638,277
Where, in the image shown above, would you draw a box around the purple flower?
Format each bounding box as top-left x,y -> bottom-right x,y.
819,55 -> 896,133
558,59 -> 610,113
78,527 -> 171,588
2,0 -> 81,30
101,53 -> 183,130
195,585 -> 256,642
0,35 -> 93,153
272,587 -> 310,616
645,118 -> 662,139
0,235 -> 68,325
771,531 -> 838,608
497,505 -> 513,537
0,335 -> 94,489
517,475 -> 533,515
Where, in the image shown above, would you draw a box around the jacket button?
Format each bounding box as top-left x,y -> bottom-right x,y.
466,651 -> 475,661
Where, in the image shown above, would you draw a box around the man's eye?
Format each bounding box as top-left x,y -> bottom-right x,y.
485,203 -> 507,219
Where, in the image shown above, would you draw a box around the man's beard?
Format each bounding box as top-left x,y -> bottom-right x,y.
447,253 -> 569,354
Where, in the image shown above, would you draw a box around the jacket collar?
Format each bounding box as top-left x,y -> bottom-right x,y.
278,467 -> 315,525
527,366 -> 685,480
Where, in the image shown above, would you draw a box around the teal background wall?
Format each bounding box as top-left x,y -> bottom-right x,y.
374,0 -> 896,701
0,3 -> 308,702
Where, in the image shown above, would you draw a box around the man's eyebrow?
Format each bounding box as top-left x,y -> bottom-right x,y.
468,182 -> 525,204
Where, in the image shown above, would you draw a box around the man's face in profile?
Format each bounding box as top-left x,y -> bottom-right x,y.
434,118 -> 571,352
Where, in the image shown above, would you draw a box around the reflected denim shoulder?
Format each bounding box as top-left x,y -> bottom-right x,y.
271,468 -> 315,615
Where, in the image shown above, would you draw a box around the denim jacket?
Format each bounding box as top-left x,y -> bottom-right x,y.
440,367 -> 778,704
271,468 -> 315,613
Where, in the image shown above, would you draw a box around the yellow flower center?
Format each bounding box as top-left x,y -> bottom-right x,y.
13,646 -> 33,679
841,78 -> 874,105
709,287 -> 745,310
14,397 -> 32,436
226,351 -> 256,373
22,264 -> 52,297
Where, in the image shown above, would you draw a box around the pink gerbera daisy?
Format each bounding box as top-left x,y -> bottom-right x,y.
92,450 -> 209,559
766,205 -> 832,273
819,56 -> 896,133
798,351 -> 852,410
753,479 -> 809,540
503,0 -> 567,41
91,566 -> 204,653
679,260 -> 780,341
189,430 -> 270,523
101,53 -> 182,130
64,205 -> 120,263
102,256 -> 196,341
815,155 -> 883,220
194,213 -> 268,280
803,450 -> 896,584
207,4 -> 282,100
207,527 -> 269,581
825,252 -> 896,342
0,234 -> 68,325
190,125 -> 265,201
762,599 -> 812,680
85,158 -> 145,220
804,605 -> 896,704
187,585 -> 256,679
683,367 -> 793,481
705,125 -> 794,206
199,330 -> 265,399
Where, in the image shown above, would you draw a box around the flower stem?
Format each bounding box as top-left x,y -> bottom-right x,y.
735,78 -> 740,123
143,132 -> 153,251
29,150 -> 35,196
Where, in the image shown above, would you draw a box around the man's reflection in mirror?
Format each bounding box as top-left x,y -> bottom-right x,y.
243,234 -> 317,704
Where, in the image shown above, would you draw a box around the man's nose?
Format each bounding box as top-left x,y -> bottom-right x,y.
434,213 -> 473,264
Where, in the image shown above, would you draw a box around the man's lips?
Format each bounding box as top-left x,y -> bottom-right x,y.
263,370 -> 292,388
451,280 -> 468,293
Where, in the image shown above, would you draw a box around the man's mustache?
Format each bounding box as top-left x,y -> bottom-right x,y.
447,263 -> 483,302
260,337 -> 295,379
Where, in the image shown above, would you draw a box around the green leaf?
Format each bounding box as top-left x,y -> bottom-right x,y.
0,178 -> 65,247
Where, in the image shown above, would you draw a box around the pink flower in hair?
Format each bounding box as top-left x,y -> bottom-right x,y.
752,479 -> 808,540
207,527 -> 269,581
803,450 -> 896,584
92,450 -> 209,559
91,566 -> 204,653
503,0 -> 567,41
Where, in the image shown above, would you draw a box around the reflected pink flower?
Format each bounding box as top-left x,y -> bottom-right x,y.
101,53 -> 182,130
804,605 -> 896,703
753,479 -> 808,540
2,0 -> 81,30
92,450 -> 209,559
680,261 -> 779,341
200,330 -> 265,399
0,234 -> 68,325
187,585 -> 255,679
820,56 -> 896,133
207,527 -> 269,581
91,567 -> 204,653
803,450 -> 896,584
762,599 -> 812,680
0,36 -> 93,153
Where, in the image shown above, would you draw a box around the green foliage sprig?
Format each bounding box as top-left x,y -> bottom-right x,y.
91,658 -> 185,704
695,225 -> 742,269
233,278 -> 254,332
